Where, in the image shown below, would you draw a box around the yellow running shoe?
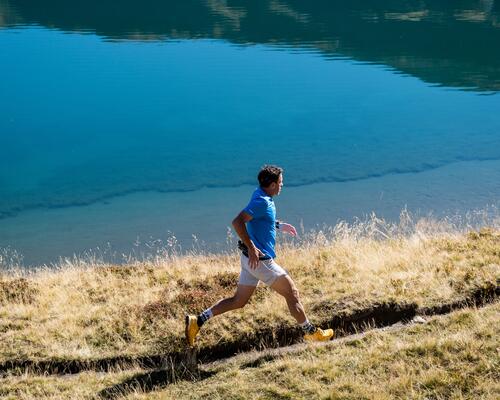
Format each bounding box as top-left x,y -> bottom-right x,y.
303,327 -> 334,342
185,315 -> 200,347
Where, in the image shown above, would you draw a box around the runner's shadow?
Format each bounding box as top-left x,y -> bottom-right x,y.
98,349 -> 211,399
98,366 -> 214,399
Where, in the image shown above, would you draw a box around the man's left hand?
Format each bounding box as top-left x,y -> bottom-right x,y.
280,222 -> 298,236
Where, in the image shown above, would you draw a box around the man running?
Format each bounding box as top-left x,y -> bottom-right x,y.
185,165 -> 333,346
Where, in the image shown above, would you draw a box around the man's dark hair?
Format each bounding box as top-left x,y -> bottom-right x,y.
258,165 -> 283,188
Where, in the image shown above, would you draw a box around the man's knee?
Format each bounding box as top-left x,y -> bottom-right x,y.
281,278 -> 301,302
272,275 -> 299,299
286,286 -> 301,304
283,276 -> 299,298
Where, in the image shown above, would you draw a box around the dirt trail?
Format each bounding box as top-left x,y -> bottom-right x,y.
97,286 -> 499,399
1,284 -> 497,380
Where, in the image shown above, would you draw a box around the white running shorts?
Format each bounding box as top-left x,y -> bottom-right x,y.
238,254 -> 288,287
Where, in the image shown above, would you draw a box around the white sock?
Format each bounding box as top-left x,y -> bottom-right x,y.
198,308 -> 213,326
300,319 -> 315,333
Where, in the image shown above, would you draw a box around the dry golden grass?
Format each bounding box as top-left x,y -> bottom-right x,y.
138,302 -> 500,400
0,214 -> 498,363
0,368 -> 138,400
1,303 -> 498,399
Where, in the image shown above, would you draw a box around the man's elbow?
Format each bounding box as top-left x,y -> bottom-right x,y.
232,214 -> 246,228
233,212 -> 251,228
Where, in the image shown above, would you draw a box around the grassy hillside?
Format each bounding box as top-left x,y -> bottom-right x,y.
0,214 -> 499,399
0,216 -> 498,365
0,302 -> 498,399
136,302 -> 500,400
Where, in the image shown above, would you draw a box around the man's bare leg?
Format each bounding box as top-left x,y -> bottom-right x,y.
185,284 -> 255,347
210,284 -> 256,316
271,274 -> 334,341
270,275 -> 307,324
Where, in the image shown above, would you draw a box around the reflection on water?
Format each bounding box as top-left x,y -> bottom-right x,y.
1,1 -> 500,265
1,0 -> 500,219
2,0 -> 500,91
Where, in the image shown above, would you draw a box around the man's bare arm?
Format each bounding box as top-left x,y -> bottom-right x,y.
232,211 -> 263,269
231,211 -> 253,247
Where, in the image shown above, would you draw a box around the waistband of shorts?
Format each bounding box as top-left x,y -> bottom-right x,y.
238,240 -> 272,260
241,252 -> 272,261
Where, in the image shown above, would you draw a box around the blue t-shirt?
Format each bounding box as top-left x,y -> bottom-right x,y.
242,187 -> 277,259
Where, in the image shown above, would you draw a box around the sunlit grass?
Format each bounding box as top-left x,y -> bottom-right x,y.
0,210 -> 498,364
142,302 -> 500,400
1,303 -> 498,399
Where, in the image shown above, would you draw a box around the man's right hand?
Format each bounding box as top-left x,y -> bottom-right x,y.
248,244 -> 265,269
232,210 -> 264,269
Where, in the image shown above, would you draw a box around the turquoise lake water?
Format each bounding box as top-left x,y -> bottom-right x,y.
1,1 -> 500,266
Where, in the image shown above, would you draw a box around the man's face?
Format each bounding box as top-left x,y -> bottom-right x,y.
271,174 -> 283,196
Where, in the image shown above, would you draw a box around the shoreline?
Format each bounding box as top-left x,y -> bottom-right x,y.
1,158 -> 499,267
0,227 -> 498,368
1,156 -> 499,222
